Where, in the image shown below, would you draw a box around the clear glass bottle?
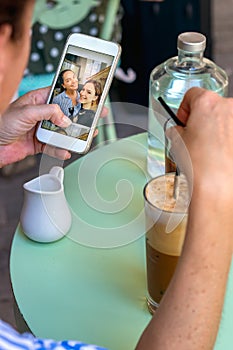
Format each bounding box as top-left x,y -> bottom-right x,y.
147,32 -> 228,177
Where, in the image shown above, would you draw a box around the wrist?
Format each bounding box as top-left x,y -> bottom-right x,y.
192,170 -> 233,207
186,176 -> 233,254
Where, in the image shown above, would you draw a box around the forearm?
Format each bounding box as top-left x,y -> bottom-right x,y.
136,184 -> 233,350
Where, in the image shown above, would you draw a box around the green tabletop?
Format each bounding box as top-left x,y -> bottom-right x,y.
10,133 -> 233,349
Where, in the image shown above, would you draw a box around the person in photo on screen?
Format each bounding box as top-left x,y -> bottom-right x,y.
72,79 -> 102,127
52,69 -> 81,120
1,0 -> 233,349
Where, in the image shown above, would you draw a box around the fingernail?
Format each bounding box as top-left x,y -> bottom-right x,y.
61,116 -> 72,127
65,152 -> 71,160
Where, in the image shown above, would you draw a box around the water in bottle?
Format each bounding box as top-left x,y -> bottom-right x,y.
147,32 -> 228,177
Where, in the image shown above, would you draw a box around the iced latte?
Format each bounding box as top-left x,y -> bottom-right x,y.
144,173 -> 189,314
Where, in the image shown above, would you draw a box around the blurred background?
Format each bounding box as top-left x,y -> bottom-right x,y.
1,0 -> 233,329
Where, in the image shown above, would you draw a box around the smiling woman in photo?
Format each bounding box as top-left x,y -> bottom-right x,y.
73,79 -> 102,127
1,0 -> 233,349
52,69 -> 81,119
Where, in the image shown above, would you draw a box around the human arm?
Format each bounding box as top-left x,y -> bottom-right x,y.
0,87 -> 72,167
0,87 -> 108,168
136,87 -> 233,349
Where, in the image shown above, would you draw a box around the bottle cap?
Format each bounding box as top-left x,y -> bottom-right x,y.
177,32 -> 206,52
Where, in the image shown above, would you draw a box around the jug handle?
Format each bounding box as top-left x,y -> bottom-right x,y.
49,166 -> 64,184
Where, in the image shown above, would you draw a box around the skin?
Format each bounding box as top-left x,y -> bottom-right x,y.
0,2 -> 34,112
1,1 -> 233,349
79,82 -> 99,109
136,87 -> 233,349
0,87 -> 72,166
0,2 -> 108,168
0,1 -> 72,166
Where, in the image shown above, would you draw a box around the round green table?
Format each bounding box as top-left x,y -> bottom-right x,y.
10,133 -> 233,350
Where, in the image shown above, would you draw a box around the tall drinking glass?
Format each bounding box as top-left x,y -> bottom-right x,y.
144,172 -> 189,314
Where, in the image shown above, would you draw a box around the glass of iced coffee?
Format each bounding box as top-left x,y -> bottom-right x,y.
143,172 -> 189,314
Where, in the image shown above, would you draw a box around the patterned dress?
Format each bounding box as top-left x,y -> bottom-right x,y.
0,320 -> 108,350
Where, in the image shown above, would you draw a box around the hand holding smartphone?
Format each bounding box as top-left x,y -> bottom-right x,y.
36,33 -> 121,154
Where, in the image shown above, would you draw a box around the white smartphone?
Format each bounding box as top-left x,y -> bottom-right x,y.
36,33 -> 121,154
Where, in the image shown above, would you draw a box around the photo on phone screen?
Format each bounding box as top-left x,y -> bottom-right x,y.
41,44 -> 115,141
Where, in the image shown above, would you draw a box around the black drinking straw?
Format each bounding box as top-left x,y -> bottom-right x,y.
157,96 -> 182,197
175,166 -> 180,177
158,96 -> 185,127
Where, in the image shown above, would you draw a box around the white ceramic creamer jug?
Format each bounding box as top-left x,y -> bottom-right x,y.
20,166 -> 72,243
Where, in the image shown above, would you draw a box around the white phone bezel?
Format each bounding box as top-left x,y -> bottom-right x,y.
36,33 -> 121,154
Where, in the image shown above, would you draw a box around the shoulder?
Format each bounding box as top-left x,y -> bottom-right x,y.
53,91 -> 66,102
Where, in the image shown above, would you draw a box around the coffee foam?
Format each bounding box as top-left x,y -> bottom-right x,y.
146,173 -> 189,213
145,173 -> 189,256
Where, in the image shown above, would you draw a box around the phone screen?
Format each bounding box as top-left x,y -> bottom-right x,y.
41,44 -> 114,141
